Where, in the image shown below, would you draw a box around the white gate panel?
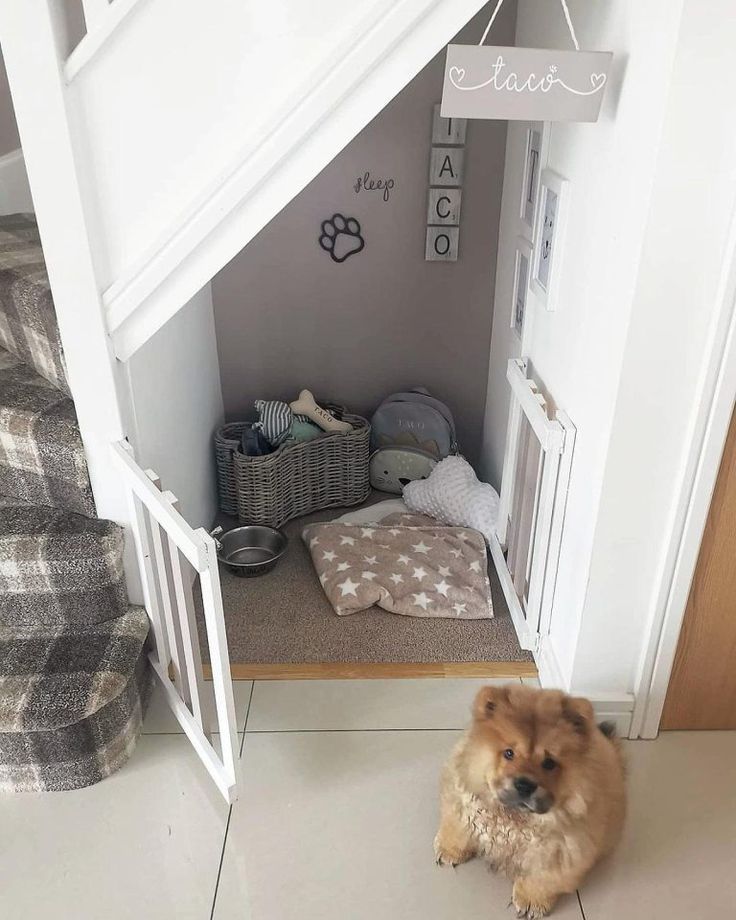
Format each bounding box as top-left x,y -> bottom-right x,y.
111,440 -> 240,803
490,359 -> 575,653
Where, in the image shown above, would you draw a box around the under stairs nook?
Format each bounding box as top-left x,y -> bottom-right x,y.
3,0 -> 736,914
0,0 -> 734,830
0,214 -> 151,792
1,0 -> 532,799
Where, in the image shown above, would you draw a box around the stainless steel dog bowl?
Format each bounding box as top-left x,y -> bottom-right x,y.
210,524 -> 288,577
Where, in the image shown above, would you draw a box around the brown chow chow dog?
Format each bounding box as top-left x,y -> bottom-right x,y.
434,684 -> 625,918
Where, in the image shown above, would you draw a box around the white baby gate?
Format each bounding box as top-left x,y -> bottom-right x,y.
111,440 -> 241,803
490,359 -> 576,653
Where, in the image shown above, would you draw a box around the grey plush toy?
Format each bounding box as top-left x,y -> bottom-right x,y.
369,446 -> 438,494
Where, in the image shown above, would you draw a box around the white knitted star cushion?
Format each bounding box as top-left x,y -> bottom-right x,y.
403,456 -> 499,543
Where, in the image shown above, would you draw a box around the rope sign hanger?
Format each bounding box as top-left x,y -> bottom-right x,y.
479,0 -> 579,50
440,1 -> 612,122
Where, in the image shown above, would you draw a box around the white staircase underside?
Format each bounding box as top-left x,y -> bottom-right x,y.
69,0 -> 489,359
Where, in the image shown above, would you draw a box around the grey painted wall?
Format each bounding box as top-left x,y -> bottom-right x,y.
0,53 -> 20,157
212,2 -> 516,465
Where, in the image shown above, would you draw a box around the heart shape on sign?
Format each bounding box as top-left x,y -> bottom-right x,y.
590,72 -> 607,91
449,66 -> 466,86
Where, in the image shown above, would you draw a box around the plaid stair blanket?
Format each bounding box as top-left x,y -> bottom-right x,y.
0,347 -> 94,516
0,607 -> 152,793
0,501 -> 127,627
0,637 -> 151,793
0,213 -> 69,394
0,606 -> 150,733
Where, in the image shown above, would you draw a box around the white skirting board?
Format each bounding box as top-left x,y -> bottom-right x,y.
535,635 -> 635,738
0,148 -> 33,214
591,697 -> 635,739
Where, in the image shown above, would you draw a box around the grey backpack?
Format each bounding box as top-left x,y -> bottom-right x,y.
370,388 -> 458,459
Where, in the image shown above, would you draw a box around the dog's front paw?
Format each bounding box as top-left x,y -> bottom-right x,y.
433,833 -> 473,868
511,880 -> 555,919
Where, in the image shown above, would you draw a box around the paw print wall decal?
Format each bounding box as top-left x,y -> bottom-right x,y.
319,214 -> 365,263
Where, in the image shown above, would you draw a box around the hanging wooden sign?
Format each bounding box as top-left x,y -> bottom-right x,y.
441,44 -> 612,123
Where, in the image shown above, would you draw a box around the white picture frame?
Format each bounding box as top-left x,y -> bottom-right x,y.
519,122 -> 550,242
530,168 -> 570,312
511,236 -> 533,339
519,127 -> 542,237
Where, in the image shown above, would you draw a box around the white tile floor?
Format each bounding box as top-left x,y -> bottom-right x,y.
1,677 -> 735,920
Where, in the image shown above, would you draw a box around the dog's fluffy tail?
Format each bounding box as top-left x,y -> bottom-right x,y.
599,721 -> 627,777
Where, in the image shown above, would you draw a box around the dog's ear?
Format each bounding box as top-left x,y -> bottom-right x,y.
472,685 -> 510,721
562,696 -> 595,736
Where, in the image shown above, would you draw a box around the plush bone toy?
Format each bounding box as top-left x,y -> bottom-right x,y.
290,389 -> 352,433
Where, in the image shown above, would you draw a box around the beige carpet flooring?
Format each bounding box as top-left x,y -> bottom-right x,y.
201,501 -> 532,666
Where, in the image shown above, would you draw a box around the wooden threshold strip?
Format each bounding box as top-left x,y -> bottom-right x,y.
203,661 -> 537,680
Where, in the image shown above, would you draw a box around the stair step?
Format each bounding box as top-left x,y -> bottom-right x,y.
0,615 -> 151,793
0,606 -> 150,734
0,213 -> 68,393
0,346 -> 94,516
0,501 -> 127,627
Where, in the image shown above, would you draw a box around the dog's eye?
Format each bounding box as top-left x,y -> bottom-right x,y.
503,749 -> 514,761
541,756 -> 557,771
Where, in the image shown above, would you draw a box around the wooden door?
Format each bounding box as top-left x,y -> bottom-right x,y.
661,406 -> 736,730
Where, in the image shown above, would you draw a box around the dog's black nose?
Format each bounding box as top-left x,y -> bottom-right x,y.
398,477 -> 411,486
514,777 -> 538,798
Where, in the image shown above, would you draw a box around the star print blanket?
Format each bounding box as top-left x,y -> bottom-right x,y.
302,513 -> 493,619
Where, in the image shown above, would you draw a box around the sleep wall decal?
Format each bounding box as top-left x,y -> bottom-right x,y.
354,171 -> 395,202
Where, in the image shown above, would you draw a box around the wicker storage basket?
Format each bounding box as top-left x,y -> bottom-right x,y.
214,412 -> 371,527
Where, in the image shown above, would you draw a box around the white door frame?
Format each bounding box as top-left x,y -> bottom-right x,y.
631,203 -> 736,738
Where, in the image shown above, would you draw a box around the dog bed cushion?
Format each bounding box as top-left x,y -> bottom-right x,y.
335,498 -> 408,525
303,513 -> 492,619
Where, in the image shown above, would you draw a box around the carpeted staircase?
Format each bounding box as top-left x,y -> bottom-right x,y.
0,213 -> 151,793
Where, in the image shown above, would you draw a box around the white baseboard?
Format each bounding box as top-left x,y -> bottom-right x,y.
535,635 -> 567,689
535,635 -> 634,737
0,148 -> 33,214
589,695 -> 635,739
